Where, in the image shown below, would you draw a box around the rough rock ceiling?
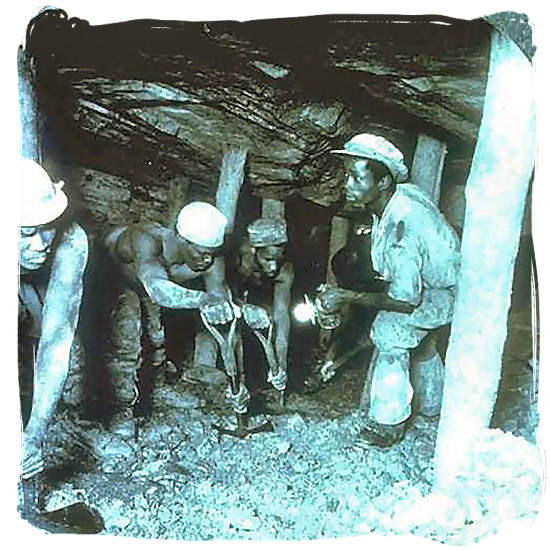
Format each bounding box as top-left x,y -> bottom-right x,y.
26,11 -> 490,211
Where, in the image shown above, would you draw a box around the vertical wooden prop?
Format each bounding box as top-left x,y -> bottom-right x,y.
434,30 -> 535,490
319,215 -> 350,348
194,146 -> 248,369
410,133 -> 447,205
215,145 -> 248,232
18,47 -> 40,161
261,198 -> 285,218
409,134 -> 447,412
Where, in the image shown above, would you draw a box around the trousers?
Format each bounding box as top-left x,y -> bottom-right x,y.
360,288 -> 453,425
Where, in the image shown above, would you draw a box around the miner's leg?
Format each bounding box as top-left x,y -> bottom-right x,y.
356,310 -> 425,447
109,289 -> 141,416
134,296 -> 166,417
194,330 -> 218,369
410,333 -> 445,417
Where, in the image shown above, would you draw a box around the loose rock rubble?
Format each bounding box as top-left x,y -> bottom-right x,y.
24,298 -> 541,542
32,354 -> 541,544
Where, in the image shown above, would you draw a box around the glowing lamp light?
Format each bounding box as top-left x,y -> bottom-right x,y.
293,295 -> 316,324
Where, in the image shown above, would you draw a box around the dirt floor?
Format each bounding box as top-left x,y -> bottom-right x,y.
19,289 -> 541,543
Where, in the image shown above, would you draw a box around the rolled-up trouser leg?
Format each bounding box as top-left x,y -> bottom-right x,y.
368,348 -> 414,425
360,310 -> 428,425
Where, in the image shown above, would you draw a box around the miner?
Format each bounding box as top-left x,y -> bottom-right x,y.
233,217 -> 294,398
318,134 -> 460,447
104,201 -> 234,417
18,159 -> 89,482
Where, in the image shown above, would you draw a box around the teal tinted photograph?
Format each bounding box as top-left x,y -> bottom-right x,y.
16,6 -> 541,544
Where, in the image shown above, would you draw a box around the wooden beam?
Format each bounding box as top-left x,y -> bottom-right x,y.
410,133 -> 447,204
434,30 -> 535,490
18,47 -> 40,161
261,198 -> 285,218
215,145 -> 248,233
319,215 -> 350,347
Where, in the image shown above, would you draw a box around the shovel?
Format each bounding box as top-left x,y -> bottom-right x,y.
242,304 -> 286,407
201,309 -> 272,438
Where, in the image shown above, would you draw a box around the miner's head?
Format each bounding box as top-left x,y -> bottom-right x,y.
331,134 -> 408,208
176,202 -> 227,272
19,159 -> 68,271
248,217 -> 288,278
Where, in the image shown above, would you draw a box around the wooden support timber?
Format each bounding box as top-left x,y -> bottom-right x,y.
319,215 -> 350,348
24,12 -> 490,218
434,29 -> 535,490
215,146 -> 248,233
410,133 -> 447,204
194,146 -> 248,370
261,199 -> 285,218
18,47 -> 40,161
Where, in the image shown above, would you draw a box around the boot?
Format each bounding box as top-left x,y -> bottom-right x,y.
20,475 -> 104,534
356,418 -> 408,448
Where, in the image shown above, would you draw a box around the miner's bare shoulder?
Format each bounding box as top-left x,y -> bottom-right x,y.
128,224 -> 166,261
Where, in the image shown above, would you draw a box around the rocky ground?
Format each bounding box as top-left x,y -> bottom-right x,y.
20,300 -> 542,543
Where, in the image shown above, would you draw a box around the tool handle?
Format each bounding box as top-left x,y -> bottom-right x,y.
200,312 -> 238,376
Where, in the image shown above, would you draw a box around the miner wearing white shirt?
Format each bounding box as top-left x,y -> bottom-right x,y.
317,134 -> 461,447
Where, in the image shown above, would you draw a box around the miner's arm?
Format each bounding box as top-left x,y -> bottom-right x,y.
202,256 -> 230,299
346,289 -> 416,313
318,286 -> 414,315
273,262 -> 294,370
318,237 -> 422,315
134,231 -> 205,309
23,223 -> 88,446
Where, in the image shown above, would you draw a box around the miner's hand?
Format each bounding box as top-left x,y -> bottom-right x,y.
200,294 -> 235,325
268,366 -> 288,391
242,304 -> 271,330
316,286 -> 350,314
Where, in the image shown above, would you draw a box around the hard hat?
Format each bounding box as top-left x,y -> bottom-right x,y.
331,134 -> 409,183
176,202 -> 227,247
20,158 -> 69,227
247,216 -> 288,247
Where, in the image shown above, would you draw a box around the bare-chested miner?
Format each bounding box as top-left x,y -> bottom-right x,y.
104,201 -> 234,417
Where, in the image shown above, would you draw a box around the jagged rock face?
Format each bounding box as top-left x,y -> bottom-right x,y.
26,11 -> 489,230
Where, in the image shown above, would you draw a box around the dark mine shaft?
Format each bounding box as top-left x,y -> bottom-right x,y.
16,8 -> 540,542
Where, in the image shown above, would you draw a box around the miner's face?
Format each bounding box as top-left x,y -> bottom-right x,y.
343,157 -> 386,206
19,224 -> 56,270
255,245 -> 285,278
182,239 -> 220,272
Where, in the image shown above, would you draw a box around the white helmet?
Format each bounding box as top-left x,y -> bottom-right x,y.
19,158 -> 68,227
176,202 -> 227,247
331,134 -> 409,183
